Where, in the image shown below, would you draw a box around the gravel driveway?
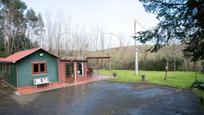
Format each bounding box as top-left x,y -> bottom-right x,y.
0,81 -> 203,115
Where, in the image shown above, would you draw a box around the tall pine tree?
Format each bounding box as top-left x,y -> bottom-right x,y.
137,0 -> 204,62
0,0 -> 44,56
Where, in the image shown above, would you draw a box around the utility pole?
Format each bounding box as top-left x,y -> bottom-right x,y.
134,19 -> 139,74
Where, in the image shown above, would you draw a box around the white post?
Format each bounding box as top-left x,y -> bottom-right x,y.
81,62 -> 84,76
74,62 -> 77,83
135,39 -> 139,75
134,19 -> 139,74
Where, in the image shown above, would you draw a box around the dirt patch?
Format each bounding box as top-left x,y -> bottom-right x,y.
0,81 -> 14,98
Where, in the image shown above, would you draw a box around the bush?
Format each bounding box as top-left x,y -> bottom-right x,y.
192,79 -> 204,90
139,57 -> 184,71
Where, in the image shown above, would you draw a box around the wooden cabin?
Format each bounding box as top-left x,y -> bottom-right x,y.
0,48 -> 92,92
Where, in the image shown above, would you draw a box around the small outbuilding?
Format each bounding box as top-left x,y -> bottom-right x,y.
0,48 -> 60,89
0,48 -> 110,94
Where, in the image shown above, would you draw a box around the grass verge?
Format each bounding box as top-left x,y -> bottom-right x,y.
192,88 -> 204,105
99,70 -> 204,88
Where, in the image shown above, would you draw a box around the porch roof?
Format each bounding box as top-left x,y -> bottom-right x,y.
60,57 -> 88,62
86,56 -> 111,60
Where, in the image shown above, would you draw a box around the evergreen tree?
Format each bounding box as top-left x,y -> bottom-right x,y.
0,0 -> 44,56
137,0 -> 204,62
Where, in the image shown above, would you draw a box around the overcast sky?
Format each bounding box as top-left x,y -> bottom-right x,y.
22,0 -> 158,46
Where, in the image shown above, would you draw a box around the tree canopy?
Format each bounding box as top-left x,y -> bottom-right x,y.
137,0 -> 204,62
0,0 -> 44,56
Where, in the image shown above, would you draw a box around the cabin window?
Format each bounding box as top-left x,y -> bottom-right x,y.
77,62 -> 83,76
32,63 -> 47,75
33,64 -> 39,72
40,64 -> 45,72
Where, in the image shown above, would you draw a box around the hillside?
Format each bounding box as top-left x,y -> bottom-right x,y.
88,45 -> 201,71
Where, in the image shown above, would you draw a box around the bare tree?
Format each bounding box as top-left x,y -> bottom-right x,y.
171,41 -> 177,71
44,13 -> 55,52
43,12 -> 74,57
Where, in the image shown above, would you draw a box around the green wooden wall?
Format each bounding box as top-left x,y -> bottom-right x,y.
0,63 -> 2,78
8,64 -> 17,87
16,50 -> 58,87
0,63 -> 17,87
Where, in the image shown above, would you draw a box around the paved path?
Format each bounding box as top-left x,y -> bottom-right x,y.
0,81 -> 204,115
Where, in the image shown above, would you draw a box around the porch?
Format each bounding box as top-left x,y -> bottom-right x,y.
58,58 -> 93,83
17,74 -> 111,95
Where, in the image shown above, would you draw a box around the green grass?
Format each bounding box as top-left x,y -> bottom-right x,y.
193,88 -> 204,98
192,88 -> 204,105
99,70 -> 204,88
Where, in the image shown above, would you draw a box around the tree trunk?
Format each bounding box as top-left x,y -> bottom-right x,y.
173,58 -> 176,71
164,58 -> 168,80
193,61 -> 198,79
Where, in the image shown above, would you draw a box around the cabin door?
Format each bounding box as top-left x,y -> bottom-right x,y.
65,63 -> 74,82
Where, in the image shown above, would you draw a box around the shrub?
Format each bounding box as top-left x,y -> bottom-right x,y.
192,79 -> 204,90
139,57 -> 184,71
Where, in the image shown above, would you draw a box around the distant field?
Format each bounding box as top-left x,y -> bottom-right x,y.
99,70 -> 204,88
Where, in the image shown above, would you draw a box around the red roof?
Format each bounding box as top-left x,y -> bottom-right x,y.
1,48 -> 60,63
0,58 -> 4,61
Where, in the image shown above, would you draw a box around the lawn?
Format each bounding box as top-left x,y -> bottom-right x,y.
99,70 -> 204,88
192,88 -> 204,105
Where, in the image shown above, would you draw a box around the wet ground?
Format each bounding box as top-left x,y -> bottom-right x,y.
0,81 -> 204,115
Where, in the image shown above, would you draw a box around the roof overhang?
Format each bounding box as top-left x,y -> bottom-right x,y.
86,56 -> 111,60
60,59 -> 88,62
